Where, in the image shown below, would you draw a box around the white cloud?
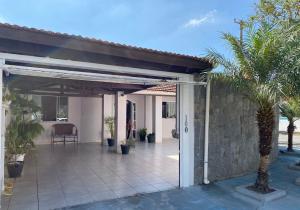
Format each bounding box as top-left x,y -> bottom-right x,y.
0,16 -> 7,23
184,9 -> 217,28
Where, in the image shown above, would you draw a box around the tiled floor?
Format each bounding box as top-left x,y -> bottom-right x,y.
1,139 -> 179,210
62,154 -> 300,210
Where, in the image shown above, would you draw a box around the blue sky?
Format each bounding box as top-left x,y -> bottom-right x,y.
0,0 -> 257,58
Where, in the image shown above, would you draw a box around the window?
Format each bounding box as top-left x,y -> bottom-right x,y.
57,97 -> 68,121
41,96 -> 56,121
39,96 -> 68,121
162,102 -> 176,118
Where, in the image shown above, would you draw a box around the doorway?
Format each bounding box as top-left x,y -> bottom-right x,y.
126,100 -> 136,139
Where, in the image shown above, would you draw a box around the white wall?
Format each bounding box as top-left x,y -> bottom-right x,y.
153,96 -> 163,143
33,94 -> 176,145
34,122 -> 56,144
34,96 -> 102,144
128,95 -> 176,140
144,95 -> 153,133
69,97 -> 82,141
34,97 -> 83,144
80,97 -> 102,142
162,96 -> 176,139
115,92 -> 127,152
102,95 -> 115,144
127,95 -> 145,132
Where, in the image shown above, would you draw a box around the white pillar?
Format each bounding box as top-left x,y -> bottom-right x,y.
152,96 -> 162,143
176,85 -> 180,136
144,95 -> 153,133
0,60 -> 4,192
1,103 -> 7,192
114,92 -> 127,153
102,95 -> 114,145
179,75 -> 195,187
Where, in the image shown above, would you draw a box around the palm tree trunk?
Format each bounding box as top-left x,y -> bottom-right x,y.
254,104 -> 275,193
287,121 -> 295,152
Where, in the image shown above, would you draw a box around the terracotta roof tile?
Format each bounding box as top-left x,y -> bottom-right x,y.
147,84 -> 176,93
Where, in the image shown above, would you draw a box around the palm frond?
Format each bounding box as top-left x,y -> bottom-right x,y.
206,49 -> 239,75
222,33 -> 253,79
206,22 -> 297,109
279,98 -> 300,122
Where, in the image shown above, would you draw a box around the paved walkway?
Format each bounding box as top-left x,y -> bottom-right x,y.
1,139 -> 179,210
61,154 -> 300,210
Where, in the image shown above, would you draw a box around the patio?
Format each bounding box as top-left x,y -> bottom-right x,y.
60,154 -> 300,210
1,139 -> 179,210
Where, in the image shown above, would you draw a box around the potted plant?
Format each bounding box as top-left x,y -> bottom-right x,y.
138,128 -> 147,142
120,138 -> 135,155
120,140 -> 130,155
6,119 -> 26,178
147,133 -> 155,143
172,129 -> 179,139
104,116 -> 115,147
5,93 -> 44,178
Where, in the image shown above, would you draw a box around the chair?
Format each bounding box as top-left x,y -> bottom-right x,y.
51,123 -> 78,144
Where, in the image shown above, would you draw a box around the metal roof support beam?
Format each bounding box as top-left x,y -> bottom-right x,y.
3,64 -> 207,86
0,52 -> 186,79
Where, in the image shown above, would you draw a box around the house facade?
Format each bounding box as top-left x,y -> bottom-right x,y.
0,23 -> 279,202
31,91 -> 176,145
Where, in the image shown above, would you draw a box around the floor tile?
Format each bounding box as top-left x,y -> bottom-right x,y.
91,190 -> 118,201
3,140 -> 179,209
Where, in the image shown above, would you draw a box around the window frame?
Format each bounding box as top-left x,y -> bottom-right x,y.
162,101 -> 176,119
40,96 -> 69,122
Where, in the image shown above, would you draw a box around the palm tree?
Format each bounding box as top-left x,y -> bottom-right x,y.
279,98 -> 300,152
207,24 -> 292,193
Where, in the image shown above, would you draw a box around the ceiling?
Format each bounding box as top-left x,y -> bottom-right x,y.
5,74 -> 152,97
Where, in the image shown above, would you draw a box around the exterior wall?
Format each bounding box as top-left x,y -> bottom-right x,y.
194,80 -> 279,184
34,97 -> 83,144
102,95 -> 115,144
162,96 -> 176,139
115,92 -> 127,152
34,93 -> 175,144
144,95 -> 153,133
68,97 -> 82,141
80,97 -> 102,143
162,119 -> 175,139
127,95 -> 145,136
34,96 -> 102,144
153,96 -> 163,143
128,94 -> 176,140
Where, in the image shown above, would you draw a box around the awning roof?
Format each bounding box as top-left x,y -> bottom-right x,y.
0,23 -> 212,74
6,75 -> 150,97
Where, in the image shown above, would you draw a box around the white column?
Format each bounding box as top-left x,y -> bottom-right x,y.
144,95 -> 153,133
0,59 -> 4,192
1,103 -> 7,192
152,96 -> 162,143
114,92 -> 127,153
179,75 -> 195,187
176,84 -> 180,136
102,95 -> 114,145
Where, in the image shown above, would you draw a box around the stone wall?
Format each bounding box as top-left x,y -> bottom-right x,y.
194,79 -> 279,184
